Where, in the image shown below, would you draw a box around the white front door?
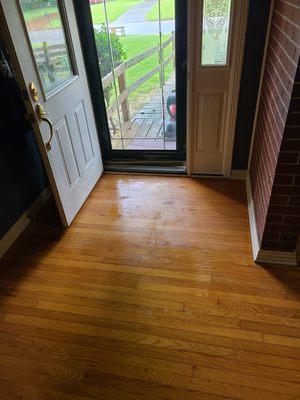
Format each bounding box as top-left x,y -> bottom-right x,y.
0,0 -> 103,226
188,0 -> 248,176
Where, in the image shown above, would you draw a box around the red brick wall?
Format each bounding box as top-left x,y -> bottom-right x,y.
262,61 -> 300,251
249,0 -> 300,251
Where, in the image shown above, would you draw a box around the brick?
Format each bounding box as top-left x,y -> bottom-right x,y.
289,98 -> 300,112
285,216 -> 300,225
284,127 -> 300,138
278,152 -> 299,163
272,185 -> 300,195
268,204 -> 300,215
273,174 -> 295,184
281,233 -> 299,243
276,163 -> 300,174
265,223 -> 300,234
262,241 -> 296,251
289,196 -> 300,205
270,194 -> 289,204
263,232 -> 281,241
281,139 -> 300,151
249,2 -> 300,253
286,113 -> 300,125
266,214 -> 284,223
292,83 -> 300,97
294,66 -> 300,81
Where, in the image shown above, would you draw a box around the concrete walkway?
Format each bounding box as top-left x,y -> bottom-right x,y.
103,0 -> 175,36
114,0 -> 157,24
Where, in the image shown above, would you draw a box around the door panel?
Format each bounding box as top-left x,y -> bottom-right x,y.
197,92 -> 224,150
0,0 -> 103,226
73,101 -> 95,165
55,117 -> 80,186
188,0 -> 248,175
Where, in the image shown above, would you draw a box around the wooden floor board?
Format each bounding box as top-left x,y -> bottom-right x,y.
0,174 -> 299,399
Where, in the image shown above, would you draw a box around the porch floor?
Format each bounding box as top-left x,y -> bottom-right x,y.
111,75 -> 176,150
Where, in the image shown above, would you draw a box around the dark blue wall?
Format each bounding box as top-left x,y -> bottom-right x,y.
0,128 -> 48,239
232,0 -> 271,170
0,33 -> 48,240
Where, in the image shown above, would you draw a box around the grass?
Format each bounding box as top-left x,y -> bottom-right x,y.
146,0 -> 175,21
23,0 -> 143,29
91,0 -> 142,24
119,34 -> 174,103
23,7 -> 57,21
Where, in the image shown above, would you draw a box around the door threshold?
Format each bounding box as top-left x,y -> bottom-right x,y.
104,162 -> 187,175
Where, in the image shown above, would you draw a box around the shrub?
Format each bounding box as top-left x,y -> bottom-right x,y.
94,25 -> 126,106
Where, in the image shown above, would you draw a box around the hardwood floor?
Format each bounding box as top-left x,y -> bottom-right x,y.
0,174 -> 299,400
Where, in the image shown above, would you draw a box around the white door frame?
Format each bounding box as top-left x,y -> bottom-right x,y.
0,0 -> 103,226
186,0 -> 249,177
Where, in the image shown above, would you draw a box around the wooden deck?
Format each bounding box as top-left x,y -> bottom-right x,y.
111,74 -> 176,150
0,174 -> 300,399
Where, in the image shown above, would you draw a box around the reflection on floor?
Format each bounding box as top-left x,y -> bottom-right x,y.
111,75 -> 176,150
0,174 -> 299,399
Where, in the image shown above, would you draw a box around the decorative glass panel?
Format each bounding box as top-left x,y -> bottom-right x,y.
20,0 -> 73,94
201,0 -> 232,66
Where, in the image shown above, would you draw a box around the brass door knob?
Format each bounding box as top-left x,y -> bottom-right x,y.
36,103 -> 54,150
29,82 -> 39,102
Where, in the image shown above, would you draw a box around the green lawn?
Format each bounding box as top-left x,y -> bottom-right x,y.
23,0 -> 143,28
23,6 -> 57,22
146,0 -> 175,21
91,0 -> 142,24
119,34 -> 174,103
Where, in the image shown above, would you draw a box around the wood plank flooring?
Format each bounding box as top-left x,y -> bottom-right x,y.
111,75 -> 176,151
0,174 -> 299,400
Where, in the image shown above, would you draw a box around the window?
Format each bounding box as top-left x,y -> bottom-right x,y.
201,0 -> 232,66
20,0 -> 74,94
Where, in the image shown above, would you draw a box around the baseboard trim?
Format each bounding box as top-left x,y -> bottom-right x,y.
230,170 -> 248,180
246,176 -> 260,260
246,177 -> 298,266
256,249 -> 298,266
0,187 -> 51,259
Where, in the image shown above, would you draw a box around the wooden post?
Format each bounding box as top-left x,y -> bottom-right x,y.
161,46 -> 165,85
118,70 -> 130,123
43,41 -> 51,69
172,32 -> 175,71
158,45 -> 165,88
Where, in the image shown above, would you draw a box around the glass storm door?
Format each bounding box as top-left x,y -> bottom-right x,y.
81,0 -> 187,161
188,0 -> 248,176
0,0 -> 103,225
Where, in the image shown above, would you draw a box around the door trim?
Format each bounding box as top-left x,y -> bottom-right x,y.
0,3 -> 67,226
74,0 -> 187,163
187,0 -> 249,177
0,0 -> 103,227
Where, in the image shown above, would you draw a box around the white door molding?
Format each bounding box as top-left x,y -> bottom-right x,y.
187,0 -> 249,177
0,0 -> 103,227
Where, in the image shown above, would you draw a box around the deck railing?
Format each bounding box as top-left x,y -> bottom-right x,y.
34,33 -> 175,124
102,33 -> 175,123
